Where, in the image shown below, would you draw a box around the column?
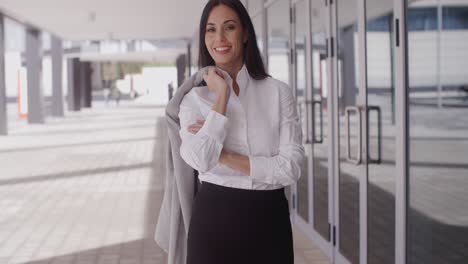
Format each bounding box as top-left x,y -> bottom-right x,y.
80,61 -> 92,108
67,58 -> 81,111
26,27 -> 44,124
51,35 -> 64,117
176,54 -> 186,88
0,14 -> 7,135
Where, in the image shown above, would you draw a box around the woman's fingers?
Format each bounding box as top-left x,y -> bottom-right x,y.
187,119 -> 205,134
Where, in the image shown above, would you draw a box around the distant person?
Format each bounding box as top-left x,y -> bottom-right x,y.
179,1 -> 305,263
113,88 -> 121,106
103,88 -> 111,105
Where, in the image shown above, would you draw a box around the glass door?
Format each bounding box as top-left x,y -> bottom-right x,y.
406,1 -> 468,263
335,0 -> 363,262
334,0 -> 398,263
294,0 -> 311,225
365,0 -> 396,263
311,0 -> 331,246
266,0 -> 292,208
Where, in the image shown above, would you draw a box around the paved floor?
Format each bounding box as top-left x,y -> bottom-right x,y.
0,102 -> 329,264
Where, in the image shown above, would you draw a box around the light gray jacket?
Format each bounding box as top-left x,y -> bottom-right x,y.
154,68 -> 208,264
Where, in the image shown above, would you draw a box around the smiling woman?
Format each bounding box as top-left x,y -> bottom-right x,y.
180,1 -> 305,264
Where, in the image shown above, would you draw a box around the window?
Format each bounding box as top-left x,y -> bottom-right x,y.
367,14 -> 392,32
443,6 -> 468,30
408,7 -> 437,31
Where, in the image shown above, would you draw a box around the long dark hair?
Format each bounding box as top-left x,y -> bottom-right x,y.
198,0 -> 269,80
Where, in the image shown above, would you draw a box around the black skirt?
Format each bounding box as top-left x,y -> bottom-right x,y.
186,181 -> 294,264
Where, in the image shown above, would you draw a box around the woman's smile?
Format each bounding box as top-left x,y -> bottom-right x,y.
214,46 -> 232,54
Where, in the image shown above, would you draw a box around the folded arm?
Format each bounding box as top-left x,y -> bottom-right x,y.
219,84 -> 305,187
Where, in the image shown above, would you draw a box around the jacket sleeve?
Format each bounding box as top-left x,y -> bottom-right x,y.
248,83 -> 306,187
178,96 -> 230,173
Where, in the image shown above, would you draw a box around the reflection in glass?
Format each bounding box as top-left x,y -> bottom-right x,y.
311,0 -> 330,242
337,0 -> 360,262
366,1 -> 395,263
267,0 -> 289,84
295,0 -> 309,223
267,0 -> 291,208
407,1 -> 468,264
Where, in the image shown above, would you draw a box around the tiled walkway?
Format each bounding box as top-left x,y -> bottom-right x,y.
0,102 -> 329,264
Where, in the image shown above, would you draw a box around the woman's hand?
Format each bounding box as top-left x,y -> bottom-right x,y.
203,67 -> 230,97
187,119 -> 205,134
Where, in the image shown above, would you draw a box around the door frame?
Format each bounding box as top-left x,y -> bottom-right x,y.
291,0 -> 335,259
330,0 -> 409,263
290,0 -> 408,263
331,0 -> 369,262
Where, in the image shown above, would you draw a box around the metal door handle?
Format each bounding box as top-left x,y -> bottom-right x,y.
304,100 -> 312,144
312,100 -> 324,144
367,105 -> 382,164
345,106 -> 362,165
296,98 -> 311,144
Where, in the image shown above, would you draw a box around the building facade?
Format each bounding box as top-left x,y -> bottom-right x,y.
189,0 -> 468,263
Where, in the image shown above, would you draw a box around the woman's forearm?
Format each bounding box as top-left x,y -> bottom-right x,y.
219,150 -> 251,176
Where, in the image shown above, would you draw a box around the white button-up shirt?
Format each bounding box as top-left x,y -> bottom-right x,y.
178,64 -> 305,190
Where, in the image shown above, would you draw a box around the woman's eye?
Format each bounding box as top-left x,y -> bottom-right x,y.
225,25 -> 236,31
206,28 -> 215,33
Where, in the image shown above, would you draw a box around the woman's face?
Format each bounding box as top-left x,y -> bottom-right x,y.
205,4 -> 247,69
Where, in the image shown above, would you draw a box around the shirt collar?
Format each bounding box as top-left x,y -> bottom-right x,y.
211,64 -> 250,97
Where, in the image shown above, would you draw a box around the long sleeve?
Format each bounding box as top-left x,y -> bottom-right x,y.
248,84 -> 306,186
178,95 -> 230,173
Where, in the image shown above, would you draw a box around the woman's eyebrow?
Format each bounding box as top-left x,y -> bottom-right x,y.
207,19 -> 239,26
223,19 -> 238,24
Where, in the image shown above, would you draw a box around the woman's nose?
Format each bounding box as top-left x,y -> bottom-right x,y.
215,29 -> 226,42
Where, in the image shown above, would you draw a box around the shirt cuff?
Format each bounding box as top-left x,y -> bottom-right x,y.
198,110 -> 229,144
248,155 -> 270,183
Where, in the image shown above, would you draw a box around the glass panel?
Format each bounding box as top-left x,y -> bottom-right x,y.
267,0 -> 291,208
311,0 -> 329,241
365,1 -> 395,264
267,0 -> 289,85
407,1 -> 468,264
336,0 -> 361,262
295,0 -> 309,223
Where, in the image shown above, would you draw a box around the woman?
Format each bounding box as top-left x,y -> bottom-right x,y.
179,0 -> 305,263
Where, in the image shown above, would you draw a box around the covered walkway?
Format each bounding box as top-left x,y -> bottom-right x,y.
0,101 -> 329,264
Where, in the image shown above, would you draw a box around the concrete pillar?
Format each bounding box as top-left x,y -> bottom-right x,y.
341,25 -> 357,111
187,43 -> 192,77
0,14 -> 7,135
80,62 -> 92,108
127,40 -> 136,52
176,54 -> 187,88
67,58 -> 81,111
51,35 -> 64,117
26,27 -> 45,124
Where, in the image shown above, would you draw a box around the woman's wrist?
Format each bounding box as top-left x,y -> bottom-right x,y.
212,88 -> 229,115
215,84 -> 230,97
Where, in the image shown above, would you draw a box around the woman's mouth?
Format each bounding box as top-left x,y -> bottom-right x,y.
214,46 -> 231,55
